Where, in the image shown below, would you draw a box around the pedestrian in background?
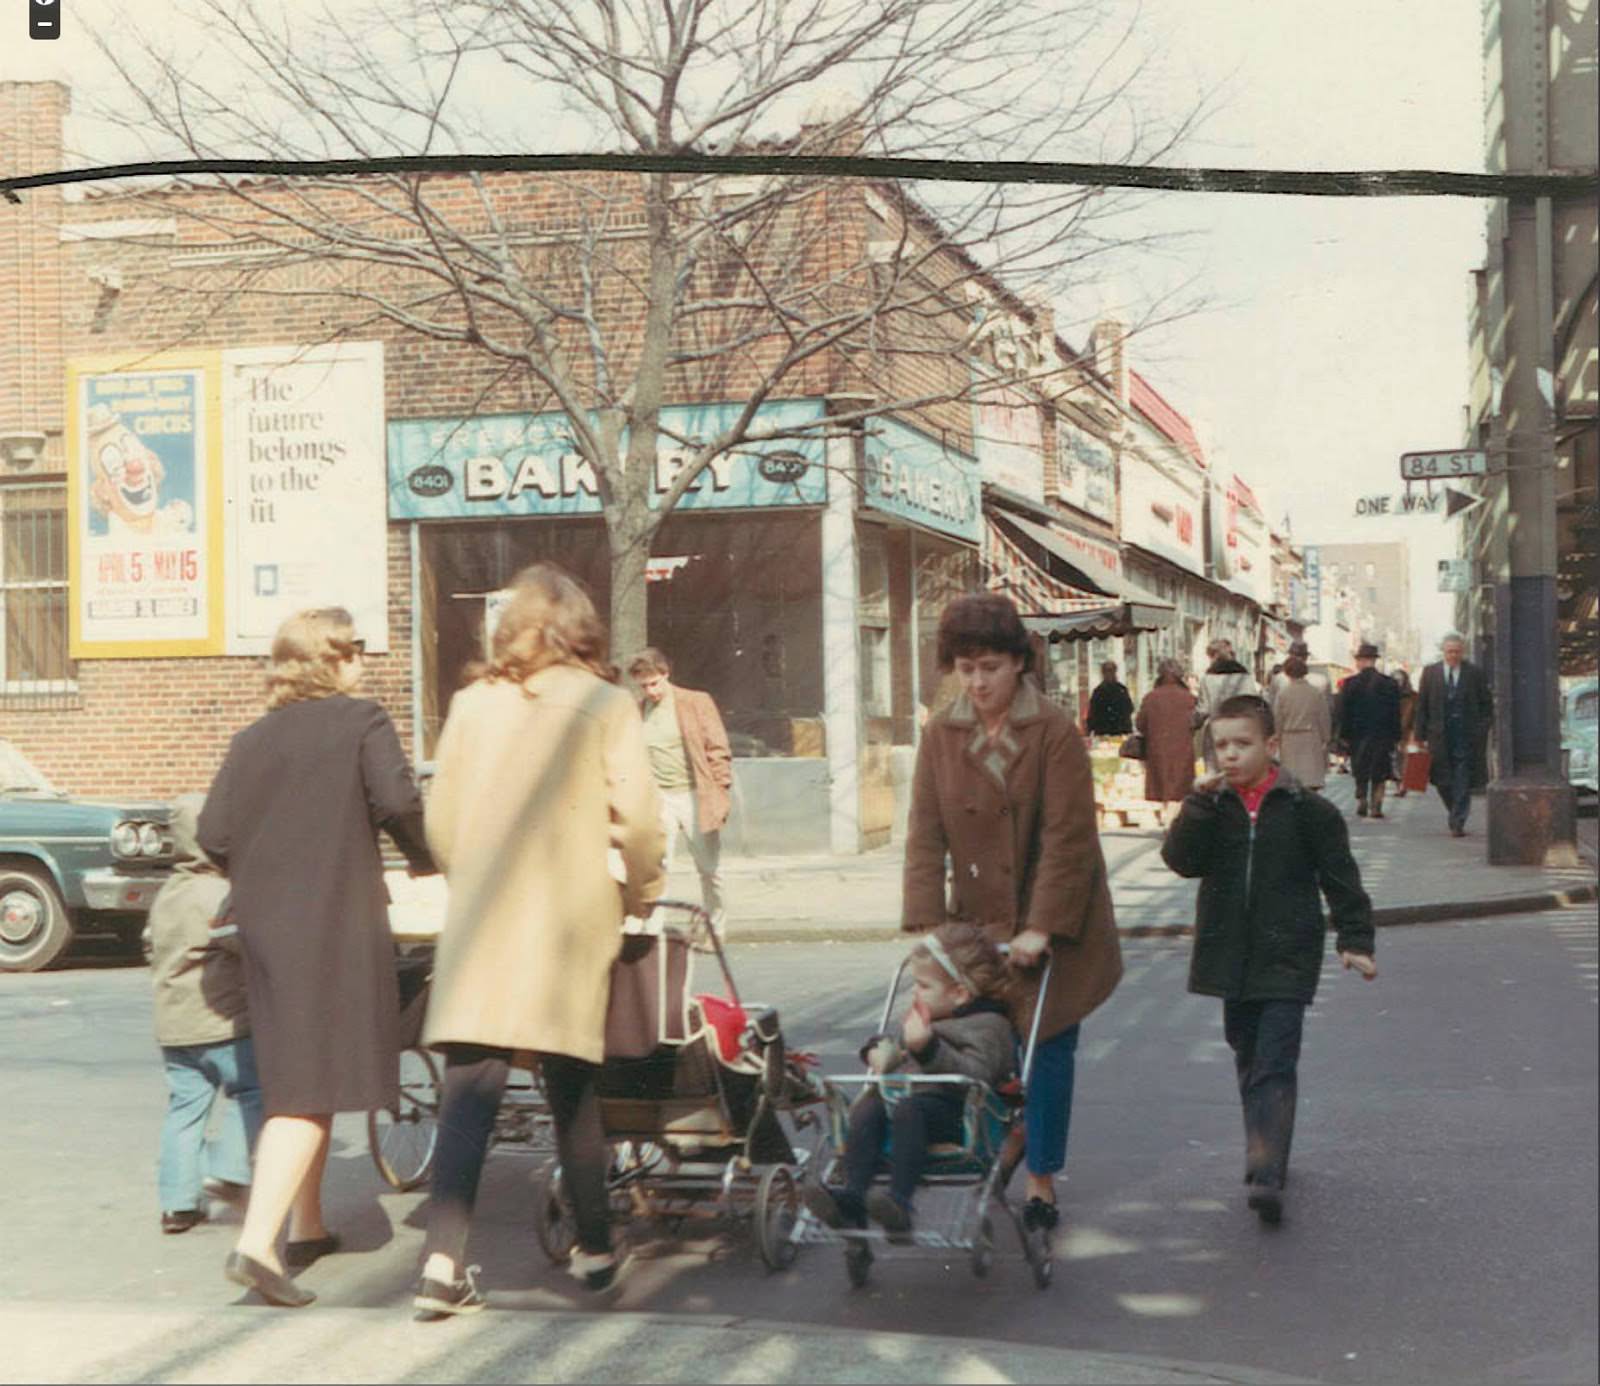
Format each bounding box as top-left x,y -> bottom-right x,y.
1334,643 -> 1402,818
1194,638 -> 1259,770
1085,661 -> 1134,742
1412,632 -> 1494,837
1160,694 -> 1376,1225
1135,658 -> 1197,826
1272,656 -> 1331,791
200,607 -> 435,1309
1391,668 -> 1419,797
149,793 -> 260,1236
903,592 -> 1123,1237
415,564 -> 665,1318
628,648 -> 733,936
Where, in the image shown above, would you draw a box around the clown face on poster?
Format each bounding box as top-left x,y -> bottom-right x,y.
69,363 -> 222,655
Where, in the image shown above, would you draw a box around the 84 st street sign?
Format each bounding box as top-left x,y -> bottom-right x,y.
1400,448 -> 1488,480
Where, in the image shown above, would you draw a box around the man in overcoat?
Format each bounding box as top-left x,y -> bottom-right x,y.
1085,661 -> 1134,740
629,647 -> 734,934
1333,642 -> 1402,818
1412,631 -> 1494,837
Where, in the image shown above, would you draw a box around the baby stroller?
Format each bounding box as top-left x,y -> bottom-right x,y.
366,946 -> 556,1191
533,900 -> 830,1272
796,947 -> 1056,1289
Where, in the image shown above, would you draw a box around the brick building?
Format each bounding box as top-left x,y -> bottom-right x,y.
1,80 -> 1277,854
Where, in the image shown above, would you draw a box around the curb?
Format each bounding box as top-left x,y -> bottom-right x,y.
725,883 -> 1599,945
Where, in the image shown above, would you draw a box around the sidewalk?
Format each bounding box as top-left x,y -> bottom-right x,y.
0,1303 -> 1315,1386
671,776 -> 1597,942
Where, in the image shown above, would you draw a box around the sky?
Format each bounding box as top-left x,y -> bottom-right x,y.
3,0 -> 1491,647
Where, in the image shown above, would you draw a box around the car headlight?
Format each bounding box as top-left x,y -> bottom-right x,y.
112,822 -> 142,858
139,823 -> 164,857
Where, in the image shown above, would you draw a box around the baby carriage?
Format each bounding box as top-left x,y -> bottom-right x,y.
366,946 -> 556,1191
794,947 -> 1056,1289
532,900 -> 831,1272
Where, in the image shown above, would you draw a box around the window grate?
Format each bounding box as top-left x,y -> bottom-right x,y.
1,483 -> 80,708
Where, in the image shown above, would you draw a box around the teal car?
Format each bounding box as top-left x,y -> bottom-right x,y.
0,739 -> 176,972
1561,678 -> 1598,801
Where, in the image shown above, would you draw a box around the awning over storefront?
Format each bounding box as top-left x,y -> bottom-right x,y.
986,513 -> 1176,641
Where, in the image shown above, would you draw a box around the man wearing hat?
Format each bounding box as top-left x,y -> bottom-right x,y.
1334,642 -> 1402,818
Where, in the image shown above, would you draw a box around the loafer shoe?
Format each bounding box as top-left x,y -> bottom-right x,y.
802,1184 -> 866,1230
414,1265 -> 487,1321
1022,1197 -> 1060,1233
865,1191 -> 914,1240
1247,1181 -> 1284,1226
162,1209 -> 206,1235
225,1250 -> 315,1308
284,1234 -> 341,1270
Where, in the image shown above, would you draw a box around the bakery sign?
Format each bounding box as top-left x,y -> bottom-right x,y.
1121,451 -> 1202,575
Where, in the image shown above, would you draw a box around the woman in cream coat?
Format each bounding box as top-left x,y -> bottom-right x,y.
1271,655 -> 1332,789
413,563 -> 666,1318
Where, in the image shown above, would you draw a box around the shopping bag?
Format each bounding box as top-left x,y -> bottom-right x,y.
1119,733 -> 1146,760
1402,744 -> 1432,793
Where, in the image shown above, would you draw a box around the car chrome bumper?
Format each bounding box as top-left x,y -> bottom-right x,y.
80,869 -> 169,912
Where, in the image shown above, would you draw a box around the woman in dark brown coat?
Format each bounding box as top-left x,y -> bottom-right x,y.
199,607 -> 434,1308
903,593 -> 1123,1236
1135,658 -> 1198,826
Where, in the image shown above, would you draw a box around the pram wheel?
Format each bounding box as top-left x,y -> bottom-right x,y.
367,1047 -> 440,1191
970,1215 -> 994,1279
533,1162 -> 578,1265
845,1240 -> 873,1289
754,1164 -> 800,1272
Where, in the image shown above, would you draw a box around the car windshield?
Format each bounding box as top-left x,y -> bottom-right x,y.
0,741 -> 59,795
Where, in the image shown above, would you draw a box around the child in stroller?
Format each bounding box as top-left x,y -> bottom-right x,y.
803,923 -> 1016,1237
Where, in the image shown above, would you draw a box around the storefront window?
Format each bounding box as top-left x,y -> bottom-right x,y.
914,532 -> 978,721
419,511 -> 823,757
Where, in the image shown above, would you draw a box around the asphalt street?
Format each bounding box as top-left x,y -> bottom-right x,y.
2,908 -> 1596,1384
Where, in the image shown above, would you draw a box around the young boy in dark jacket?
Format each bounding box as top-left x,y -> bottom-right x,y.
1161,694 -> 1377,1225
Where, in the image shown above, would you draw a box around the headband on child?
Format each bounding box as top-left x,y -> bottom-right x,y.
922,934 -> 972,992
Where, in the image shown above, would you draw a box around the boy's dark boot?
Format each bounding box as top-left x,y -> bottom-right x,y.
1247,1178 -> 1284,1225
1355,794 -> 1368,817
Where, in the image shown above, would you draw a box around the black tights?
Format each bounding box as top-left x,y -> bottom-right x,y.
423,1045 -> 611,1266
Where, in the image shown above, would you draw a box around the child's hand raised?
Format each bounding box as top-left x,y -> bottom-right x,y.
865,1039 -> 897,1073
1339,950 -> 1378,980
901,998 -> 932,1052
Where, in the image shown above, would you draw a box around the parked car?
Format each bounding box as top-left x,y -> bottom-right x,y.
1561,677 -> 1598,803
0,739 -> 176,972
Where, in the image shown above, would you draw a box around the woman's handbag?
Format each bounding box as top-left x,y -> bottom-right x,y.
1119,733 -> 1145,760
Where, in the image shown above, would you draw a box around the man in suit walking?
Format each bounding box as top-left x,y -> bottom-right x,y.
629,647 -> 734,933
1412,631 -> 1494,837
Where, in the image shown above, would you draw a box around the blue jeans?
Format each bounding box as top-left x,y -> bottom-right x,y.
158,1037 -> 263,1213
1025,1024 -> 1080,1176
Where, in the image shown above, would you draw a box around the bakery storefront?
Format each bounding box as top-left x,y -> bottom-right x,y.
389,400 -> 835,847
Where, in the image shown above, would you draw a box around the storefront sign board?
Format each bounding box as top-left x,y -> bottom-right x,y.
222,342 -> 389,654
67,354 -> 225,657
1120,451 -> 1203,576
387,400 -> 828,520
860,417 -> 981,544
1054,420 -> 1116,525
972,379 -> 1044,503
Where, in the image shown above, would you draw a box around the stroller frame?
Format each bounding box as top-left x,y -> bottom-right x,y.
533,900 -> 830,1273
792,947 -> 1056,1289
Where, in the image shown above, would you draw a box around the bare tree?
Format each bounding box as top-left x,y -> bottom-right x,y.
79,0 -> 1205,658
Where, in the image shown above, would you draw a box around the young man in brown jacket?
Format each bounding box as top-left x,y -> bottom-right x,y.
628,648 -> 734,935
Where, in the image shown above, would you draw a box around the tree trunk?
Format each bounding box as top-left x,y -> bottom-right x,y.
607,502 -> 653,667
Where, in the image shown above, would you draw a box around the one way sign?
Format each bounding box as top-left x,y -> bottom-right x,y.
1444,487 -> 1485,519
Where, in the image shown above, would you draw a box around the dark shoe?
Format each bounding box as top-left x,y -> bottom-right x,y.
225,1250 -> 316,1308
284,1234 -> 341,1270
1247,1181 -> 1284,1226
1450,824 -> 1466,838
161,1208 -> 206,1235
202,1177 -> 250,1206
803,1184 -> 866,1230
413,1264 -> 486,1321
1355,800 -> 1368,817
866,1190 -> 913,1240
1022,1197 -> 1060,1233
1371,808 -> 1384,819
